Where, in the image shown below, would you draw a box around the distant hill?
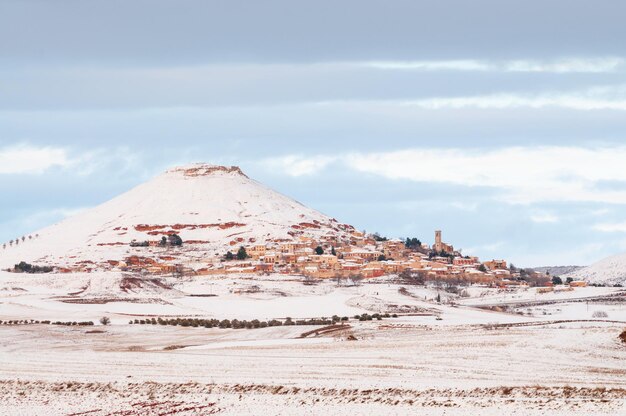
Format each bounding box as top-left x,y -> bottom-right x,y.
565,254 -> 626,286
529,266 -> 583,277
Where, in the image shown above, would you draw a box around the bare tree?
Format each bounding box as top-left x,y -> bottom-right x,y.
333,274 -> 344,287
349,275 -> 364,287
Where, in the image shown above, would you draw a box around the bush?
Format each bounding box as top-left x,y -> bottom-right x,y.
130,314 -> 365,330
99,316 -> 111,326
168,234 -> 183,246
404,237 -> 422,249
51,321 -> 93,326
13,261 -> 53,274
236,246 -> 248,260
592,311 -> 609,318
129,240 -> 149,247
620,329 -> 626,344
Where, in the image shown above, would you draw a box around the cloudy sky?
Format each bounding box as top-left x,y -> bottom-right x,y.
2,0 -> 626,266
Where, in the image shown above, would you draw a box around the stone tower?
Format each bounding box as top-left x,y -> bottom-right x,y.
434,230 -> 442,252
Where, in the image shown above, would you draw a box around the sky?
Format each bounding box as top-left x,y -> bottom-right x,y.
2,0 -> 626,267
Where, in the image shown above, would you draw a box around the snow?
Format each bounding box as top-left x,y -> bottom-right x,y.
0,163 -> 354,270
0,320 -> 625,415
1,163 -> 625,414
567,252 -> 626,286
1,270 -> 625,414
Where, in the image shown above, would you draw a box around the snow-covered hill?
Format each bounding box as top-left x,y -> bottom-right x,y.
0,164 -> 355,270
530,266 -> 582,277
565,253 -> 626,286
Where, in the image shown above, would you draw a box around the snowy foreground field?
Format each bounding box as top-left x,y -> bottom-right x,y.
1,271 -> 625,415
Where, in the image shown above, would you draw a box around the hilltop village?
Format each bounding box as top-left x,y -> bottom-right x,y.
107,230 -> 560,288
0,165 -> 577,288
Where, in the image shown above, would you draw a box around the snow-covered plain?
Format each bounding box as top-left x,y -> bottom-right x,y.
1,270 -> 625,415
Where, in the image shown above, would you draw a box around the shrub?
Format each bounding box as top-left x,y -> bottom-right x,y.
13,261 -> 53,274
404,237 -> 421,249
236,246 -> 248,260
129,240 -> 149,247
168,234 -> 183,246
619,329 -> 626,344
99,316 -> 111,326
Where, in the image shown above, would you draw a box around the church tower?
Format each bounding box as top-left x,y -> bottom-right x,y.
434,230 -> 442,252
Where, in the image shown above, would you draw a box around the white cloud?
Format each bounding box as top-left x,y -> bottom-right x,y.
0,144 -> 71,174
401,90 -> 626,111
363,60 -> 491,71
344,146 -> 626,204
313,85 -> 626,112
503,57 -> 624,73
266,145 -> 626,205
530,213 -> 560,223
450,201 -> 479,212
0,143 -> 140,177
592,222 -> 626,233
362,57 -> 624,73
262,155 -> 337,177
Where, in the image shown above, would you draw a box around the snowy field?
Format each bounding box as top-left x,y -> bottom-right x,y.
1,271 -> 625,415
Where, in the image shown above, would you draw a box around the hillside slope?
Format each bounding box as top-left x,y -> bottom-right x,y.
0,164 -> 354,270
566,253 -> 626,286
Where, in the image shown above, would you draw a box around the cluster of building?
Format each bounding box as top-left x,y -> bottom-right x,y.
188,230 -> 517,284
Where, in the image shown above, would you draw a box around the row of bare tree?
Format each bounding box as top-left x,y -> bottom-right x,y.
1,234 -> 39,250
